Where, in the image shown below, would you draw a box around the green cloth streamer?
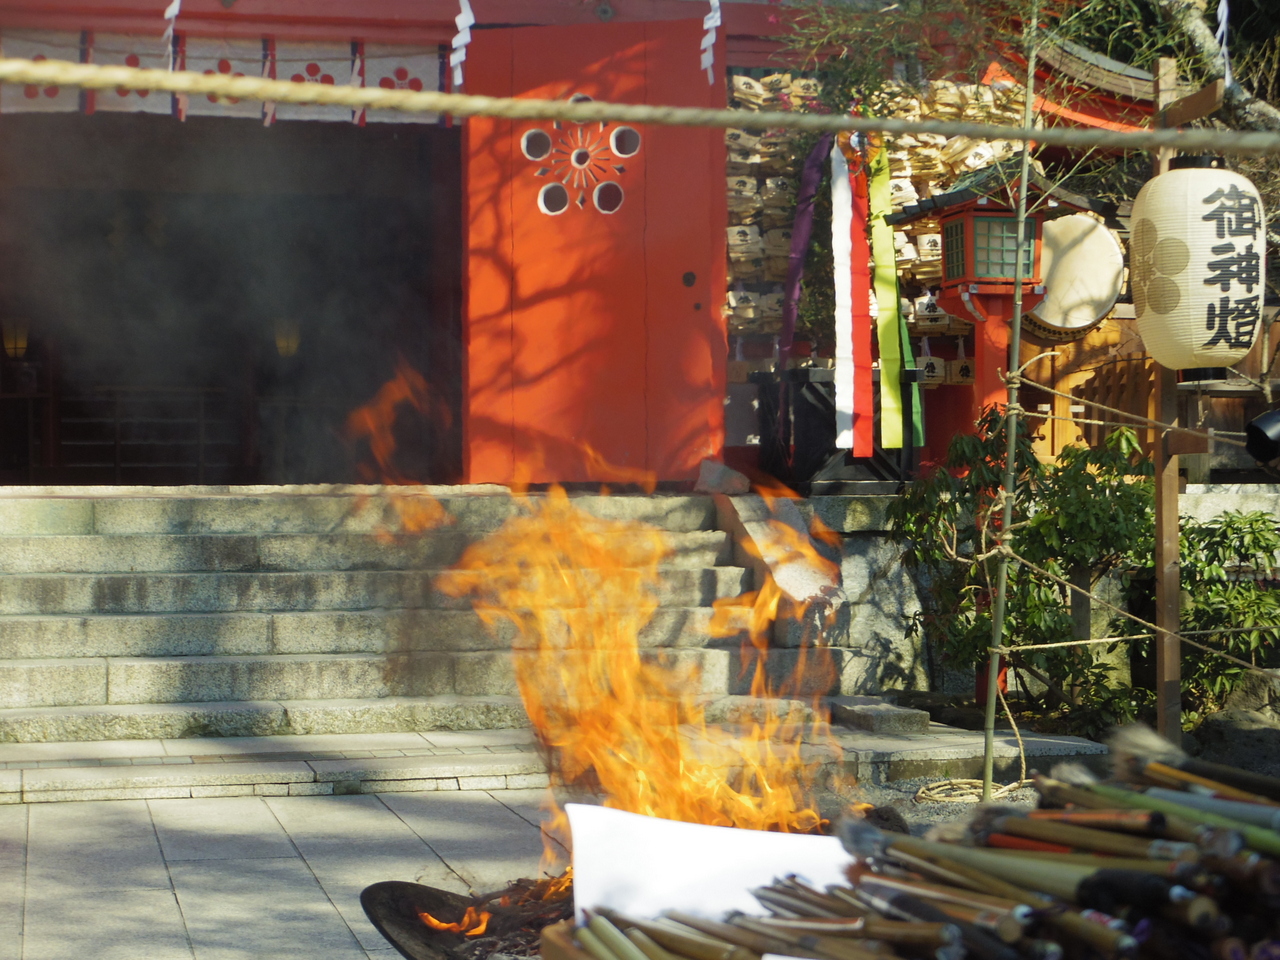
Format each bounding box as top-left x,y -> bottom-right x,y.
899,311 -> 924,447
868,146 -> 904,448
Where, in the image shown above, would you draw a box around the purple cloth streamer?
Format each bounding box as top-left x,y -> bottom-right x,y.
779,131 -> 834,363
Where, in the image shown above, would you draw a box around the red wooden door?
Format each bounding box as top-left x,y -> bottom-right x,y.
464,19 -> 725,484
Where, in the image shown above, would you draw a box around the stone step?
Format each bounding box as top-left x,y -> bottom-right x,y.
0,605 -> 752,659
0,695 -> 533,744
825,695 -> 932,734
0,488 -> 718,536
0,647 -> 743,709
0,528 -> 731,574
0,565 -> 752,615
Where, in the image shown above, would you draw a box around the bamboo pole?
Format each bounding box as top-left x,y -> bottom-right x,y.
1151,57 -> 1183,743
981,6 -> 1039,801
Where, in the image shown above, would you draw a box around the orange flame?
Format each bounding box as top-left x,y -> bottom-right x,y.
438,485 -> 841,866
351,364 -> 848,862
419,906 -> 491,937
345,360 -> 454,536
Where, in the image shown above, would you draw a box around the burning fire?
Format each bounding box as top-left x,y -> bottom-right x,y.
437,484 -> 840,854
349,364 -> 846,881
419,906 -> 491,937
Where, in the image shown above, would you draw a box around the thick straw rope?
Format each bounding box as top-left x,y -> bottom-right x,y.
2,55 -> 1280,154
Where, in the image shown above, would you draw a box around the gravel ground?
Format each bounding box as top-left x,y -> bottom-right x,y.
830,779 -> 1040,837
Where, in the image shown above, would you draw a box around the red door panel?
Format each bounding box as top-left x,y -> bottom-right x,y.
643,20 -> 726,479
464,19 -> 724,484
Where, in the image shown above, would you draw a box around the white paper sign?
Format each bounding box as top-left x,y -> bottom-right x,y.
184,37 -> 263,118
364,43 -> 439,124
566,804 -> 850,925
274,42 -> 353,122
92,34 -> 171,114
0,30 -> 83,113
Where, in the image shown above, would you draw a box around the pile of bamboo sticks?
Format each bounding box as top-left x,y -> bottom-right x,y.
544,725 -> 1280,960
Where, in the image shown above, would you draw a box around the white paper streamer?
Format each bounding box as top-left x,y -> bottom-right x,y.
162,0 -> 180,70
830,142 -> 855,450
1216,0 -> 1232,88
700,0 -> 721,84
262,38 -> 275,126
450,0 -> 475,89
351,41 -> 365,125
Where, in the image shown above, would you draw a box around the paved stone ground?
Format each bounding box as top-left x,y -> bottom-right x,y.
0,789 -> 550,960
0,726 -> 1106,958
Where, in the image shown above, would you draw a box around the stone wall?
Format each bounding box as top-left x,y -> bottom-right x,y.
795,497 -> 929,694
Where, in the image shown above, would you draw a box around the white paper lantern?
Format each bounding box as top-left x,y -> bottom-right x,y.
1131,166 -> 1266,370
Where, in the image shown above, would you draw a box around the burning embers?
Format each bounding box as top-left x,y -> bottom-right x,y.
365,874 -> 575,960
420,906 -> 491,938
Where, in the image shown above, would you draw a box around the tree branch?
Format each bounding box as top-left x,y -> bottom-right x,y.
1151,0 -> 1280,131
1008,652 -> 1075,708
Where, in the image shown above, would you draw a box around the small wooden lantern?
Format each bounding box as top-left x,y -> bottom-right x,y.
888,163 -> 1114,326
934,195 -> 1046,323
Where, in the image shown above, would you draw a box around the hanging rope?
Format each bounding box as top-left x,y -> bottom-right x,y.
3,55 -> 1280,153
1003,547 -> 1280,681
915,685 -> 1033,803
1009,374 -> 1251,449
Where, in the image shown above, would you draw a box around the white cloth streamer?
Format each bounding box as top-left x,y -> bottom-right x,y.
450,0 -> 475,89
701,0 -> 721,84
830,141 -> 855,450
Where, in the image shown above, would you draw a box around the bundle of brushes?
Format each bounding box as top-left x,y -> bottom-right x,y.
540,726 -> 1280,960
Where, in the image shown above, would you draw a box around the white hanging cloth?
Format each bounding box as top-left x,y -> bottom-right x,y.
273,42 -> 354,122
184,38 -> 265,119
0,30 -> 83,113
830,141 -> 855,450
364,44 -> 440,123
93,34 -> 172,114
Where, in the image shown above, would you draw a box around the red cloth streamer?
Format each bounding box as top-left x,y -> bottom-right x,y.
848,153 -> 874,458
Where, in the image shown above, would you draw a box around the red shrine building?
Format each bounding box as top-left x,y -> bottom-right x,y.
0,0 -> 783,488
0,1 -> 1171,490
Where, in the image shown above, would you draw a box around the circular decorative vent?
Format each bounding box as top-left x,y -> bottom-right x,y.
524,94 -> 638,216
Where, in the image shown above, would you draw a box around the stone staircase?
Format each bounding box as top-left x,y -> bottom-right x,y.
0,485 -> 756,744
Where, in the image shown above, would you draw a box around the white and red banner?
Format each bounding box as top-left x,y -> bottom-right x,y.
0,30 -> 441,123
830,135 -> 876,457
0,30 -> 83,113
363,43 -> 438,123
273,42 -> 354,123
183,37 -> 263,119
91,33 -> 171,114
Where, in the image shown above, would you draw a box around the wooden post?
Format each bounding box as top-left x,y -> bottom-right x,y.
1152,57 -> 1182,742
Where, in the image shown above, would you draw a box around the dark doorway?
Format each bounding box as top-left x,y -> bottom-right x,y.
0,112 -> 462,485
